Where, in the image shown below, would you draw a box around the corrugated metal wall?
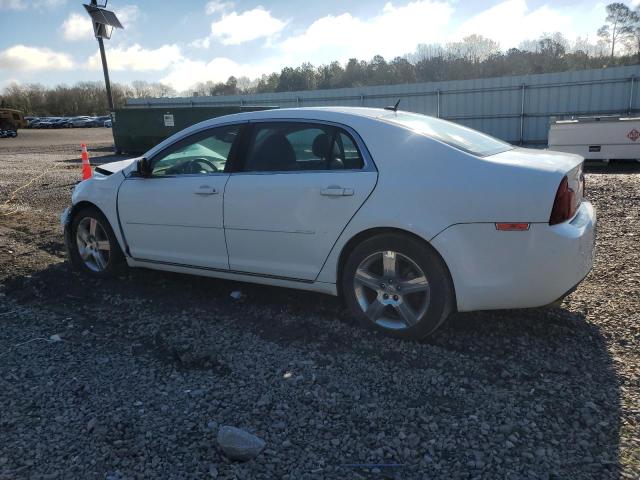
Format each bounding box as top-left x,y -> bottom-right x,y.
126,65 -> 640,145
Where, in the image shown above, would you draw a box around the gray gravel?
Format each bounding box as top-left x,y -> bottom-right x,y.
0,130 -> 638,479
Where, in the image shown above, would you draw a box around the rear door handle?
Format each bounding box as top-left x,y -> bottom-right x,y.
194,185 -> 218,195
320,186 -> 354,197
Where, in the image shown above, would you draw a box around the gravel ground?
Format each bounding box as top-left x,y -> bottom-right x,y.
0,130 -> 638,479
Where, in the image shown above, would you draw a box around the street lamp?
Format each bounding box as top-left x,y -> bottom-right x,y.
83,0 -> 123,111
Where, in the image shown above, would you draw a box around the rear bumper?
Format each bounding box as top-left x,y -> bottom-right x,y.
432,201 -> 596,312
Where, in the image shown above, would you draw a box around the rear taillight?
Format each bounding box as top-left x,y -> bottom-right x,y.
549,176 -> 577,225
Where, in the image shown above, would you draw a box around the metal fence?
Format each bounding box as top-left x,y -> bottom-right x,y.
126,65 -> 640,145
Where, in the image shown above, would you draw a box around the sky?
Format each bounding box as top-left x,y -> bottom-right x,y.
0,0 -> 631,93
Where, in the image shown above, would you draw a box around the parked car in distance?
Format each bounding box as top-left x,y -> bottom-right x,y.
25,115 -> 113,128
69,116 -> 92,127
32,118 -> 50,128
0,129 -> 18,138
36,117 -> 61,128
61,107 -> 595,339
104,118 -> 112,128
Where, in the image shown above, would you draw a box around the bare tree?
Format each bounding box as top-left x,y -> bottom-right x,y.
598,2 -> 638,58
446,35 -> 500,63
406,43 -> 445,63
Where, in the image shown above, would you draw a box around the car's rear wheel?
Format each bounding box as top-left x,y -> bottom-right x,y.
69,207 -> 125,277
342,233 -> 454,340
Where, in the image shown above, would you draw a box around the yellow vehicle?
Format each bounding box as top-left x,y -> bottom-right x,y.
0,108 -> 27,131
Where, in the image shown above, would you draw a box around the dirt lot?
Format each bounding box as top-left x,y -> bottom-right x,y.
4,127 -> 115,151
0,129 -> 638,479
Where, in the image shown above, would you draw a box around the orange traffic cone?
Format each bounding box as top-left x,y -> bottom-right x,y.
81,143 -> 92,180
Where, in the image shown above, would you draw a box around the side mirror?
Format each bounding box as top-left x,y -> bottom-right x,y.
137,157 -> 152,177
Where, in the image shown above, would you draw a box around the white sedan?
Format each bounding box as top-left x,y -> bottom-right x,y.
62,107 -> 595,339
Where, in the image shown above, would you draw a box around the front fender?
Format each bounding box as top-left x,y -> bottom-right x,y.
65,171 -> 128,255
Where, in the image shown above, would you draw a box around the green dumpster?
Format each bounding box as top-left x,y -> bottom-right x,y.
111,105 -> 275,154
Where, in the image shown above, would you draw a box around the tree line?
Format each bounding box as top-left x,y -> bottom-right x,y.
2,2 -> 640,116
0,81 -> 175,118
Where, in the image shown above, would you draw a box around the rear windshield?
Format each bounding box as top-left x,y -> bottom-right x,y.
382,112 -> 513,157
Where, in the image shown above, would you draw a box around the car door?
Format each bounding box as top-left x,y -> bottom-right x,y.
224,121 -> 377,280
118,123 -> 243,269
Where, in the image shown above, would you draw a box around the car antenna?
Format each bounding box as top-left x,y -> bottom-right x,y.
384,99 -> 401,112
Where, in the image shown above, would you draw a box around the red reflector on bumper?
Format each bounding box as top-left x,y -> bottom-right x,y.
495,223 -> 530,231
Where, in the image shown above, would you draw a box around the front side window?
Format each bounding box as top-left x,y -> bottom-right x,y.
151,124 -> 241,176
382,112 -> 513,157
242,122 -> 364,172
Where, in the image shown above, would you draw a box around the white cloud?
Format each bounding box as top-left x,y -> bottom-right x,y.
61,13 -> 93,41
210,7 -> 287,45
117,4 -> 140,28
205,0 -> 233,15
0,45 -> 74,71
277,1 -> 453,65
189,37 -> 211,49
453,0 -> 605,49
86,43 -> 182,71
161,57 -> 277,91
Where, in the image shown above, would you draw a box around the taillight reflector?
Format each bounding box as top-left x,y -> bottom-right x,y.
495,223 -> 530,231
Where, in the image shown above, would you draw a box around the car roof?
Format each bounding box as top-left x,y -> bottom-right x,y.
189,106 -> 395,133
244,106 -> 388,121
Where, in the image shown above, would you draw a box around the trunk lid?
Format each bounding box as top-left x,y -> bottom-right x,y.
488,147 -> 584,174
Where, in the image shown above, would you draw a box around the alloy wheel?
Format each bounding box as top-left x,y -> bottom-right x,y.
76,217 -> 111,272
353,250 -> 430,330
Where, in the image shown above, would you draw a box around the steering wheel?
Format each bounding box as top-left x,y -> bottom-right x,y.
184,158 -> 219,174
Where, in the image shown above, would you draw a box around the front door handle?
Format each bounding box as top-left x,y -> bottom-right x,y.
320,186 -> 354,197
194,185 -> 218,195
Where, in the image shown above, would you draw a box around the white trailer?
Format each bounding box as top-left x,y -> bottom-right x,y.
548,116 -> 640,162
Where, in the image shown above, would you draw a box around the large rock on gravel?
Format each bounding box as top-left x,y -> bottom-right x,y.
216,426 -> 265,461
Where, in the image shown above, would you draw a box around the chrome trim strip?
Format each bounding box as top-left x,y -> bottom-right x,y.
132,257 -> 314,284
225,226 -> 315,234
125,172 -> 230,180
125,222 -> 224,229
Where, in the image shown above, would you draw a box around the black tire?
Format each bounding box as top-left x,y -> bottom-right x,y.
68,206 -> 126,277
342,233 -> 454,340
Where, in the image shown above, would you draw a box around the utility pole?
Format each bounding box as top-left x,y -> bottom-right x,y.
96,27 -> 114,110
84,0 -> 122,111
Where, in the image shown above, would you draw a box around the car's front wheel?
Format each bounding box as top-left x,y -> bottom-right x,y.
342,233 -> 454,340
68,207 -> 125,277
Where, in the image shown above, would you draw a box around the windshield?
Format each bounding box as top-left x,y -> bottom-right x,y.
382,112 -> 513,157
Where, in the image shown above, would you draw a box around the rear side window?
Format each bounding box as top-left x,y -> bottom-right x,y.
242,122 -> 364,172
383,112 -> 513,157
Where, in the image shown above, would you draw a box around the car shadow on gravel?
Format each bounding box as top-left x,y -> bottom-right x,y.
1,262 -> 623,478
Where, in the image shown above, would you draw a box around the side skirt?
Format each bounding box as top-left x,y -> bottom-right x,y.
126,257 -> 338,296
